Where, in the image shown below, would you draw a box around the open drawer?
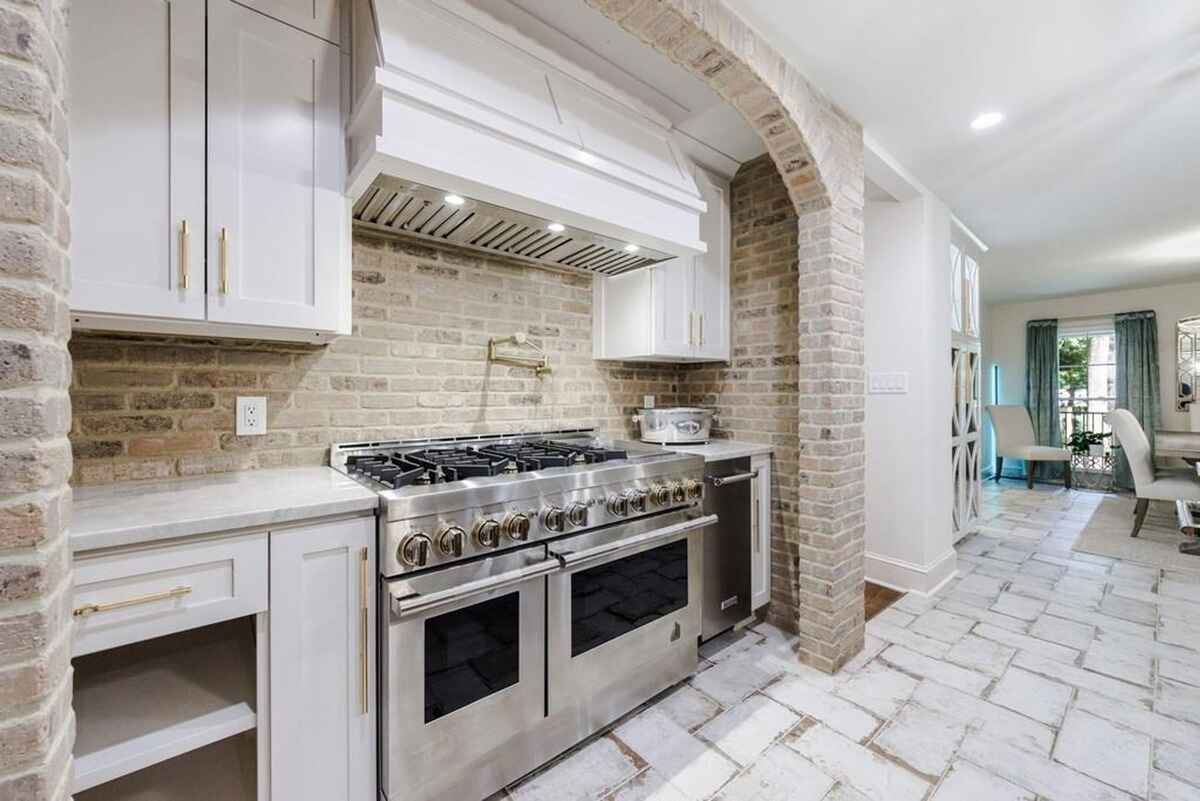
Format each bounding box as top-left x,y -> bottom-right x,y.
73,532 -> 268,657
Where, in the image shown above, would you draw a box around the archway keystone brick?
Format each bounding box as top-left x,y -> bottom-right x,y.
588,0 -> 866,672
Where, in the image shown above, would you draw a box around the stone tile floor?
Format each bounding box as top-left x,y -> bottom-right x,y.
500,482 -> 1200,801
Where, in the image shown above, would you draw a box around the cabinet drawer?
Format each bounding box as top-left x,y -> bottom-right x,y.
73,533 -> 268,657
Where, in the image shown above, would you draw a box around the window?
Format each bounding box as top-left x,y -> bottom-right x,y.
1058,328 -> 1116,456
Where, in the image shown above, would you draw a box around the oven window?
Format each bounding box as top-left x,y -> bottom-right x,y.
424,592 -> 519,723
571,539 -> 687,657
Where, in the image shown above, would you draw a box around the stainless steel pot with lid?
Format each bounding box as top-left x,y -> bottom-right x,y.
633,407 -> 715,444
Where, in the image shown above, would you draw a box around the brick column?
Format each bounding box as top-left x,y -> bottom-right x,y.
589,0 -> 866,671
0,1 -> 75,798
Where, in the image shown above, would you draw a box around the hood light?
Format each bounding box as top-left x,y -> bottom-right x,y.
623,244 -> 640,253
547,223 -> 565,233
444,194 -> 466,206
970,112 -> 1004,131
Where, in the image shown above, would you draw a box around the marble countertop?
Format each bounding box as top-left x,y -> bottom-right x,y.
72,467 -> 380,553
655,440 -> 774,462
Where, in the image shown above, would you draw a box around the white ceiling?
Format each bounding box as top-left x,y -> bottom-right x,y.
725,0 -> 1200,303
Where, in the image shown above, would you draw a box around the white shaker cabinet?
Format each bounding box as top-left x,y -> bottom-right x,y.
750,454 -> 772,611
208,0 -> 346,333
69,0 -> 206,322
593,167 -> 730,363
269,516 -> 376,801
69,0 -> 350,343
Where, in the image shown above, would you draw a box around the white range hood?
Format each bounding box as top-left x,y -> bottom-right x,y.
347,0 -> 706,275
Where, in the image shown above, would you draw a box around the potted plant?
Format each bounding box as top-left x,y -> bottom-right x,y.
1067,430 -> 1109,459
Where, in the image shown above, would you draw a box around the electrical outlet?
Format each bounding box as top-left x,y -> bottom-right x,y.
236,396 -> 267,436
643,395 -> 656,409
868,371 -> 909,394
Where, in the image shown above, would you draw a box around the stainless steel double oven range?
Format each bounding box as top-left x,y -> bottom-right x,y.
331,430 -> 716,801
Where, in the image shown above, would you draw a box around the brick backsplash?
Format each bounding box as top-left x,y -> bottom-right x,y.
68,235 -> 686,484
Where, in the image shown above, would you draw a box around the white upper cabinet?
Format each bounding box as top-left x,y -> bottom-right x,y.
70,0 -> 206,322
692,170 -> 731,360
208,0 -> 345,332
69,0 -> 350,342
593,168 -> 731,363
235,0 -> 341,43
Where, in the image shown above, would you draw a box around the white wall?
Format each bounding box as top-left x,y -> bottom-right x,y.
981,279 -> 1200,470
864,192 -> 956,594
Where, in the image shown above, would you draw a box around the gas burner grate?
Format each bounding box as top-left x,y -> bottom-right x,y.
405,448 -> 519,481
482,440 -> 628,469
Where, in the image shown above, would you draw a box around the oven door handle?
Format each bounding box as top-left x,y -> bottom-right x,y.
708,470 -> 758,487
552,514 -> 717,571
390,557 -> 561,618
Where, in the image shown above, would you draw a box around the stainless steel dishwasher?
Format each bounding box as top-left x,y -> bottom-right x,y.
700,457 -> 756,640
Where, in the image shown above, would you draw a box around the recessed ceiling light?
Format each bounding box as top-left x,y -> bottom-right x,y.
547,223 -> 565,233
444,194 -> 465,206
623,244 -> 640,253
970,112 -> 1005,131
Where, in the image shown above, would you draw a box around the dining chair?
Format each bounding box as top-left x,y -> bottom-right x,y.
1106,408 -> 1200,537
985,405 -> 1073,489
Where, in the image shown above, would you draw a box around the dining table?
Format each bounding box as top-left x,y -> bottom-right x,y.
1156,429 -> 1200,555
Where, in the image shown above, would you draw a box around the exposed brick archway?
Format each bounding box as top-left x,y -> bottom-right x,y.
588,0 -> 866,672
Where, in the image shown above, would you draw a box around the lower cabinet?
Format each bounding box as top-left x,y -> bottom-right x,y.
750,454 -> 772,611
269,516 -> 376,801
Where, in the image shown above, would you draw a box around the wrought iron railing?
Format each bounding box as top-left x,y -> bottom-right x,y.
1059,408 -> 1114,474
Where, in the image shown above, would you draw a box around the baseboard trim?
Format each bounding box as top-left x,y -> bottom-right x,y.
865,549 -> 958,597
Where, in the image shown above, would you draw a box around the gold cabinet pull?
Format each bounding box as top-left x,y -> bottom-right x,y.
179,220 -> 190,290
699,313 -> 705,347
688,312 -> 695,346
73,586 -> 192,619
219,227 -> 230,295
359,547 -> 369,716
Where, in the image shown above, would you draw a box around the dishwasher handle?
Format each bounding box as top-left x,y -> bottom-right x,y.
708,470 -> 758,487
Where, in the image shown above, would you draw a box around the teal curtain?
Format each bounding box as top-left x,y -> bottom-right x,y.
1022,319 -> 1063,479
1114,310 -> 1160,490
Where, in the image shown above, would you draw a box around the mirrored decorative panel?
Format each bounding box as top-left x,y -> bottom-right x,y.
1178,316 -> 1200,411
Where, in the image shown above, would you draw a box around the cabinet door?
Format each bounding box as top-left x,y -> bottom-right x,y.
234,0 -> 341,43
750,455 -> 772,611
652,259 -> 696,359
208,0 -> 344,331
270,516 -> 375,801
69,0 -> 205,320
693,170 -> 730,361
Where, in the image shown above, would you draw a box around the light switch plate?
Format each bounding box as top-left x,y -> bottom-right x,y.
236,396 -> 267,436
868,371 -> 909,394
643,395 -> 656,409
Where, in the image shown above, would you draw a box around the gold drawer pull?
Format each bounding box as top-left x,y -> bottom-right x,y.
179,219 -> 190,290
219,227 -> 230,294
73,586 -> 192,619
359,547 -> 370,716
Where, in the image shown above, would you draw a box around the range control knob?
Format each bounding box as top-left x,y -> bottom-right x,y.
437,525 -> 467,557
648,484 -> 672,506
566,502 -> 589,528
541,506 -> 566,532
684,478 -> 703,500
501,512 -> 531,541
607,493 -> 630,517
399,533 -> 433,567
670,481 -> 687,503
473,519 -> 502,549
625,489 -> 648,514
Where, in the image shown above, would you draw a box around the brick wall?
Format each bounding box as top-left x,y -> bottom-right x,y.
68,235 -> 684,484
681,154 -> 801,631
0,0 -> 75,798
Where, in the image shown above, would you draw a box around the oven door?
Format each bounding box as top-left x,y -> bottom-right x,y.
381,549 -> 560,801
546,510 -> 716,728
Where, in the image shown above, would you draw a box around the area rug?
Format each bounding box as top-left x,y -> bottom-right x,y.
1071,495 -> 1196,569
